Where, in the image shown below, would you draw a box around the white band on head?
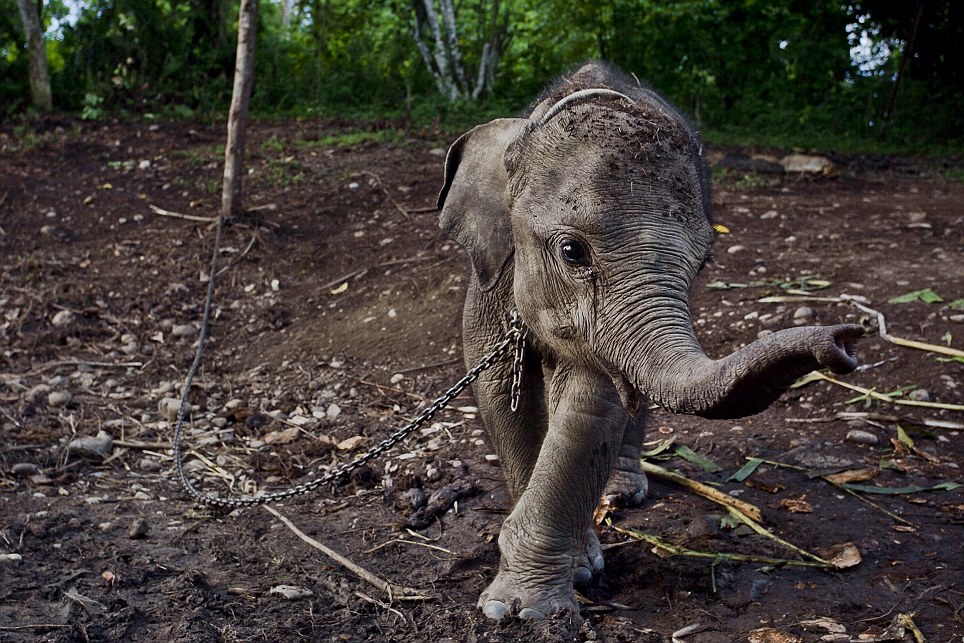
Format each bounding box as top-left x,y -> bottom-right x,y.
539,88 -> 635,125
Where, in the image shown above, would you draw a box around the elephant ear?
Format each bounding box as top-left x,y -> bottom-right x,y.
437,118 -> 528,292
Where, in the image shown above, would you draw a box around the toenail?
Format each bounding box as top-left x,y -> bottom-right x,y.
483,601 -> 509,620
518,607 -> 547,620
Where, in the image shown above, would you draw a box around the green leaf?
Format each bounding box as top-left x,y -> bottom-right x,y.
840,481 -> 961,495
720,514 -> 741,530
641,437 -> 676,458
949,299 -> 964,310
728,457 -> 764,482
896,425 -> 914,448
889,288 -> 944,304
707,281 -> 747,290
674,445 -> 723,473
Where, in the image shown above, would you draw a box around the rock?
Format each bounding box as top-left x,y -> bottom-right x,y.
51,310 -> 75,326
269,585 -> 313,600
845,429 -> 879,446
727,245 -> 745,254
12,462 -> 41,477
0,553 -> 24,565
760,210 -> 778,220
171,324 -> 196,339
47,390 -> 72,407
390,373 -> 404,385
138,159 -> 151,170
792,306 -> 814,325
950,314 -> 964,323
68,430 -> 114,458
138,458 -> 162,472
780,153 -> 837,177
127,518 -> 150,539
425,466 -> 442,482
908,388 -> 930,401
158,397 -> 190,421
24,384 -> 51,403
326,403 -> 341,418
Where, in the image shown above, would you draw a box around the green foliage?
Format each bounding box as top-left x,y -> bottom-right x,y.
0,0 -> 961,153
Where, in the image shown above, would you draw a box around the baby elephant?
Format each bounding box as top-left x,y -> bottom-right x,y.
437,61 -> 862,621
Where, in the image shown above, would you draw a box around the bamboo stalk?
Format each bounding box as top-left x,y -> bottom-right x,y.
640,460 -> 764,523
725,507 -> 831,566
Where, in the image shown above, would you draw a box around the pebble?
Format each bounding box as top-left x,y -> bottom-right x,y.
326,403 -> 341,418
67,430 -> 114,458
484,454 -> 501,465
727,245 -> 745,254
908,388 -> 930,402
158,397 -> 190,421
845,429 -> 879,446
51,310 -> 75,326
138,159 -> 151,170
47,390 -> 72,407
24,384 -> 50,403
138,458 -> 162,472
390,373 -> 404,385
269,585 -> 313,600
950,314 -> 964,323
0,554 -> 24,565
792,306 -> 814,325
127,518 -> 150,539
760,210 -> 778,219
171,324 -> 196,339
12,463 -> 41,477
425,466 -> 442,482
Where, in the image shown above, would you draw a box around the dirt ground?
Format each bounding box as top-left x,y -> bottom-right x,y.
1,117 -> 962,643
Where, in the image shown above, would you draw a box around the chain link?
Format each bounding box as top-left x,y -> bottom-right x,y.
509,311 -> 527,412
174,314 -> 526,508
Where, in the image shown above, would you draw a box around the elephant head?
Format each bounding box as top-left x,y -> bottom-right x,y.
439,89 -> 862,419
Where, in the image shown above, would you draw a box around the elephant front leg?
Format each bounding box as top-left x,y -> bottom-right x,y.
480,364 -> 624,620
603,411 -> 649,506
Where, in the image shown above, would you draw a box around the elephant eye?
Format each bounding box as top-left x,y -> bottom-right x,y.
560,239 -> 590,266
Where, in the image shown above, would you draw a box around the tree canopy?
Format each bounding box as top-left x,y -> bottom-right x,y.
2,0 -> 961,150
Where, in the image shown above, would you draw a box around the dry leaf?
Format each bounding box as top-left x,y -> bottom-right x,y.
780,496 -> 813,513
824,468 -> 879,485
746,478 -> 785,494
336,435 -> 365,450
748,628 -> 804,643
263,427 -> 300,444
593,495 -> 613,525
799,617 -> 846,634
821,542 -> 862,569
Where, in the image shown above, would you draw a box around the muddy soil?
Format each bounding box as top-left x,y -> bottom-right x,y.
1,118 -> 962,643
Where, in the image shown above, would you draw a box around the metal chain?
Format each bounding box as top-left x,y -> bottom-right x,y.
174,314 -> 526,509
509,311 -> 527,412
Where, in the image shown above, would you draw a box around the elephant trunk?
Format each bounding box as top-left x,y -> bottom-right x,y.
619,299 -> 863,419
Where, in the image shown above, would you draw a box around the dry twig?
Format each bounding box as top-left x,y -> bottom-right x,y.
263,505 -> 432,602
149,204 -> 217,223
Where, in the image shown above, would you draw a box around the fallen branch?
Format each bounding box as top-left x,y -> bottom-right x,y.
610,522 -> 830,569
725,506 -> 832,567
845,297 -> 964,360
263,505 -> 432,601
149,204 -> 217,223
640,460 -> 764,523
809,371 -> 964,412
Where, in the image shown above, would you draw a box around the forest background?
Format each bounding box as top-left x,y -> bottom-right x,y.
2,0 -> 962,155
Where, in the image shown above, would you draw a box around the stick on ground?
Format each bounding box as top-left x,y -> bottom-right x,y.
263,505 -> 432,602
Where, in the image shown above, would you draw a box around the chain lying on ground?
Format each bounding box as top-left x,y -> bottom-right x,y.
171,208 -> 527,508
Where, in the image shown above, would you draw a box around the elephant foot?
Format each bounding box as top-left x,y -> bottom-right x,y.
479,570 -> 578,621
573,528 -> 604,588
603,456 -> 649,505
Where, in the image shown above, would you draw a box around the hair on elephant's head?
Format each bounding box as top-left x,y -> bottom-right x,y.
439,87 -> 861,419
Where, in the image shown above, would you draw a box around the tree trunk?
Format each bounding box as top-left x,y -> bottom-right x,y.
221,0 -> 259,220
15,0 -> 52,111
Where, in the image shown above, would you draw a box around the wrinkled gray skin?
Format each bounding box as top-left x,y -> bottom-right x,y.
437,62 -> 863,622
